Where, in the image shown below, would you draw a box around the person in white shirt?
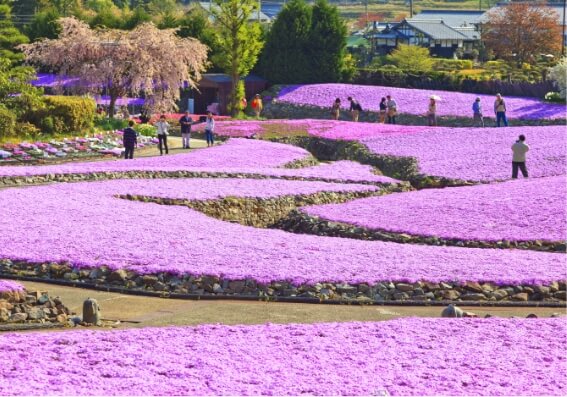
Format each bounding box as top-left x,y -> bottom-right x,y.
205,111 -> 215,147
511,134 -> 529,178
154,115 -> 170,155
386,95 -> 397,124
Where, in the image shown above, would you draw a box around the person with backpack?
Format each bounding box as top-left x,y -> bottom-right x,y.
154,115 -> 170,155
122,120 -> 138,160
205,111 -> 215,147
347,96 -> 362,122
494,93 -> 508,127
472,97 -> 484,127
386,95 -> 398,124
179,111 -> 194,149
379,97 -> 387,123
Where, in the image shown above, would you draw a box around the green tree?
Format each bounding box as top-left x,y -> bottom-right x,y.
258,0 -> 311,84
211,0 -> 263,116
26,8 -> 62,41
177,8 -> 221,71
306,0 -> 346,82
0,0 -> 29,64
123,6 -> 151,30
387,44 -> 433,72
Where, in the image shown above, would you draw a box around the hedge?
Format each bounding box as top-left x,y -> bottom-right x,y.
0,105 -> 16,139
43,96 -> 95,133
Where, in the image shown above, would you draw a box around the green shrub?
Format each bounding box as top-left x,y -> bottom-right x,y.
43,96 -> 96,133
433,59 -> 474,71
134,124 -> 156,136
544,91 -> 566,103
16,122 -> 41,138
95,117 -> 129,131
0,105 -> 16,139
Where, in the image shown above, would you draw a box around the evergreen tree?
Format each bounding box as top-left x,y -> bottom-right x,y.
306,0 -> 346,83
26,8 -> 61,40
0,0 -> 29,64
258,0 -> 311,84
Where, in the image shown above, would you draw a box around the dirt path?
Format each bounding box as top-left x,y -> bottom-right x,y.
20,281 -> 565,330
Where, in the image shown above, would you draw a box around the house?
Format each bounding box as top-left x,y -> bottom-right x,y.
368,19 -> 471,58
180,74 -> 267,115
413,10 -> 485,28
197,2 -> 272,23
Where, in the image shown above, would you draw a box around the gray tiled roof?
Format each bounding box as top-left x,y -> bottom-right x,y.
414,10 -> 485,27
404,20 -> 469,40
454,26 -> 481,40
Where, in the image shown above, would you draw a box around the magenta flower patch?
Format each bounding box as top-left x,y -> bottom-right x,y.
277,84 -> 567,120
0,280 -> 23,293
0,179 -> 564,285
1,318 -> 565,396
305,176 -> 567,242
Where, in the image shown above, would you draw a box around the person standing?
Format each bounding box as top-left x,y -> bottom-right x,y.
347,96 -> 362,122
511,135 -> 529,178
122,120 -> 138,160
379,97 -> 387,123
179,111 -> 194,149
205,111 -> 215,147
427,96 -> 437,126
331,98 -> 341,120
155,115 -> 170,155
386,95 -> 397,124
472,97 -> 484,127
251,94 -> 263,118
494,93 -> 508,127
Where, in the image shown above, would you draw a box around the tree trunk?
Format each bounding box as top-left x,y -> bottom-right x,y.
108,95 -> 117,119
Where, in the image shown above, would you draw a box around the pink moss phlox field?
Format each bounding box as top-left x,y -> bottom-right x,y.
277,84 -> 567,120
1,318 -> 566,396
0,280 -> 23,292
305,176 -> 567,242
0,179 -> 564,285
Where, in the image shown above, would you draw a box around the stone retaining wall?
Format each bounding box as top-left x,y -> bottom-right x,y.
1,260 -> 565,305
274,210 -> 566,253
0,286 -> 72,326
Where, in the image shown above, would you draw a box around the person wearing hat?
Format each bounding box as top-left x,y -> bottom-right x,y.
494,93 -> 508,127
427,96 -> 437,126
472,97 -> 484,127
251,94 -> 263,118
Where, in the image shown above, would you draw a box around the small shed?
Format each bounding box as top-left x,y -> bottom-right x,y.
181,74 -> 267,115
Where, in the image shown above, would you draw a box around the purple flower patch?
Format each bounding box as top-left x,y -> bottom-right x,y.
0,280 -> 23,293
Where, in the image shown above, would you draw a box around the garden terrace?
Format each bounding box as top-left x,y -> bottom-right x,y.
298,176 -> 566,252
0,178 -> 565,304
275,84 -> 567,121
0,319 -> 565,395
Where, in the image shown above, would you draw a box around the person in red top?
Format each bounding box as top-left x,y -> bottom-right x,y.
251,94 -> 263,118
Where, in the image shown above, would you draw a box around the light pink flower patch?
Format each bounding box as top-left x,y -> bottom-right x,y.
305,176 -> 567,242
277,84 -> 567,120
1,319 -> 565,396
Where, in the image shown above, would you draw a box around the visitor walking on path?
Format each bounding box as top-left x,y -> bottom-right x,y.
511,135 -> 529,178
155,115 -> 170,155
251,94 -> 263,118
427,96 -> 437,126
472,97 -> 484,127
379,97 -> 387,123
331,98 -> 341,120
347,97 -> 362,122
122,120 -> 138,160
494,93 -> 508,127
205,111 -> 215,147
386,95 -> 397,124
179,111 -> 194,149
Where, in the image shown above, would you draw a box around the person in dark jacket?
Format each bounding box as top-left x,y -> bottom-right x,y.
179,111 -> 194,149
123,120 -> 138,159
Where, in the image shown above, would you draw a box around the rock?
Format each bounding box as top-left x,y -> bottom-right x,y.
336,284 -> 357,294
511,292 -> 528,302
0,300 -> 13,311
228,280 -> 245,293
0,308 -> 10,322
392,292 -> 409,300
534,285 -> 551,295
395,283 -> 414,292
526,314 -> 538,318
142,275 -> 159,286
63,272 -> 79,280
551,313 -> 563,318
442,290 -> 461,300
9,313 -> 28,322
554,291 -> 566,300
440,282 -> 453,289
412,288 -> 425,296
89,268 -> 104,280
107,269 -> 128,283
37,294 -> 50,305
320,288 -> 332,298
82,298 -> 100,325
423,282 -> 440,291
481,283 -> 496,292
56,314 -> 68,323
493,289 -> 509,300
463,281 -> 483,293
27,307 -> 45,320
441,304 -> 463,318
212,283 -> 223,293
460,293 -> 487,301
484,314 -> 493,318
153,282 -> 167,292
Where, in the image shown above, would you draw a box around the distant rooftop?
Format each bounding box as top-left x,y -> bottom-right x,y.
404,19 -> 469,40
414,9 -> 485,27
198,2 -> 272,23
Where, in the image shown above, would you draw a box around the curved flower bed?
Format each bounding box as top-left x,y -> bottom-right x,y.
0,280 -> 23,293
277,84 -> 567,120
0,179 -> 564,285
304,176 -> 567,243
1,318 -> 565,396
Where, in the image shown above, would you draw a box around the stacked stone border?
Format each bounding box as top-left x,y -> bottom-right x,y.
0,262 -> 565,306
274,210 -> 567,253
263,101 -> 567,127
